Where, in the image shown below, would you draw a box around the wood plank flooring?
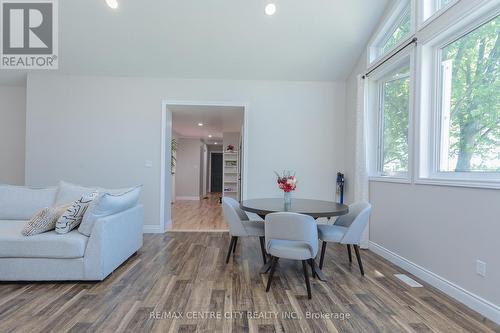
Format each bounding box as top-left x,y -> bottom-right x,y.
1,232 -> 498,333
172,193 -> 228,231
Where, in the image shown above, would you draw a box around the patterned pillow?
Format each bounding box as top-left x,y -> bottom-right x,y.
56,192 -> 98,234
22,205 -> 68,236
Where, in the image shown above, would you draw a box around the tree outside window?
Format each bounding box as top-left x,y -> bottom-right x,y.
380,67 -> 410,175
439,15 -> 499,172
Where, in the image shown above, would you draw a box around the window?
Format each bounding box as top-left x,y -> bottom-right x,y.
382,8 -> 411,54
421,0 -> 458,23
377,66 -> 411,177
368,0 -> 499,187
437,15 -> 500,174
369,1 -> 413,63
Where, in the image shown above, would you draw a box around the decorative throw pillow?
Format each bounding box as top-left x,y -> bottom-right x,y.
56,191 -> 98,234
78,185 -> 142,236
22,205 -> 69,236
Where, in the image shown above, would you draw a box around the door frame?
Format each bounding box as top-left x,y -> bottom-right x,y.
160,100 -> 249,233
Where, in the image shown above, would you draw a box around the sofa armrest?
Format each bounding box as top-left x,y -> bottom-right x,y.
83,204 -> 144,280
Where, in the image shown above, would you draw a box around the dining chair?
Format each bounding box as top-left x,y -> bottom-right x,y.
222,197 -> 267,264
265,212 -> 318,299
317,202 -> 372,275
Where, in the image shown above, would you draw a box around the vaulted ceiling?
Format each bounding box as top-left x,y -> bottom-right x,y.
0,0 -> 389,85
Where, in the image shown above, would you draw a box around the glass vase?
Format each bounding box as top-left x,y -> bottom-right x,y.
284,191 -> 292,206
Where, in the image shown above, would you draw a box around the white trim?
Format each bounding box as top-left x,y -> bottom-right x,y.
168,229 -> 229,233
414,178 -> 500,190
143,224 -> 167,234
175,196 -> 200,201
159,102 -> 168,234
369,241 -> 500,325
418,0 -> 459,30
159,100 -> 250,233
369,176 -> 412,184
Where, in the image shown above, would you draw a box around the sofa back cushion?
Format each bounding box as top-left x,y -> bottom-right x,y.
55,181 -> 97,206
0,185 -> 57,220
78,185 -> 142,236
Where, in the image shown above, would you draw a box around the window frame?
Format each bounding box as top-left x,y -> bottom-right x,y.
368,0 -> 414,65
367,49 -> 415,183
416,5 -> 500,189
418,0 -> 459,29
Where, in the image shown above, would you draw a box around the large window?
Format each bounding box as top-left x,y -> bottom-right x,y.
368,0 -> 499,187
378,66 -> 411,177
437,15 -> 499,174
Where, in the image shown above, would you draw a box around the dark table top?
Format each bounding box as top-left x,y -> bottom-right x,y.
240,198 -> 349,219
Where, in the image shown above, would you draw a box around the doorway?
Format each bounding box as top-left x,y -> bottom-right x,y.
161,102 -> 247,232
210,153 -> 223,192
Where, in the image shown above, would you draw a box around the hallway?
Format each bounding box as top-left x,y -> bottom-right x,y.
171,193 -> 228,231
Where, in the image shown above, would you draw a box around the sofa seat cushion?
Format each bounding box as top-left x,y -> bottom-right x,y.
0,220 -> 89,259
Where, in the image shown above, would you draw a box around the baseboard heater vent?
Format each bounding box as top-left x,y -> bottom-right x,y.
394,274 -> 423,288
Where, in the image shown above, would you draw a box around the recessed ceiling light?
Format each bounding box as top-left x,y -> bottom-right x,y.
214,142 -> 218,145
208,135 -> 212,138
198,123 -> 203,127
265,3 -> 276,16
105,0 -> 119,9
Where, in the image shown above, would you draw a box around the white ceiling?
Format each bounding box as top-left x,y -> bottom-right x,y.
0,0 -> 389,85
170,105 -> 244,145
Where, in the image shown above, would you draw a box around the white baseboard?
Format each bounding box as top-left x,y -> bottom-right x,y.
175,196 -> 200,201
143,225 -> 163,234
143,220 -> 172,234
369,241 -> 500,325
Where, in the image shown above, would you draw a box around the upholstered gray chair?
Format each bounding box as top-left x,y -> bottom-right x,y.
317,202 -> 372,275
265,212 -> 318,299
222,197 -> 266,264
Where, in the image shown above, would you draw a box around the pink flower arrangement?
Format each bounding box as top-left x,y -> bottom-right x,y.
275,171 -> 297,193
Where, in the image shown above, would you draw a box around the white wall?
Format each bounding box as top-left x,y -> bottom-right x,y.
0,86 -> 26,185
25,73 -> 346,229
174,138 -> 202,199
343,0 -> 500,321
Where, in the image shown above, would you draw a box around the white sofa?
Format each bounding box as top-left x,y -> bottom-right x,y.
0,184 -> 144,281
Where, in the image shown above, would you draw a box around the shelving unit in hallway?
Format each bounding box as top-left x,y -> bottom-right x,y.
223,151 -> 239,201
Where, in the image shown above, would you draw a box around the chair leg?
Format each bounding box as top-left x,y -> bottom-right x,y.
259,236 -> 267,265
308,259 -> 316,278
302,260 -> 312,299
319,241 -> 327,269
233,237 -> 238,253
266,256 -> 279,292
353,245 -> 364,276
347,244 -> 352,263
225,236 -> 236,264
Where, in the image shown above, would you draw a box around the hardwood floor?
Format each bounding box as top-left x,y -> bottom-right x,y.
172,193 -> 228,231
1,232 -> 498,333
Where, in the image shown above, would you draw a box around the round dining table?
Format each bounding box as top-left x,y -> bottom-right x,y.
240,198 -> 349,219
240,198 -> 349,281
